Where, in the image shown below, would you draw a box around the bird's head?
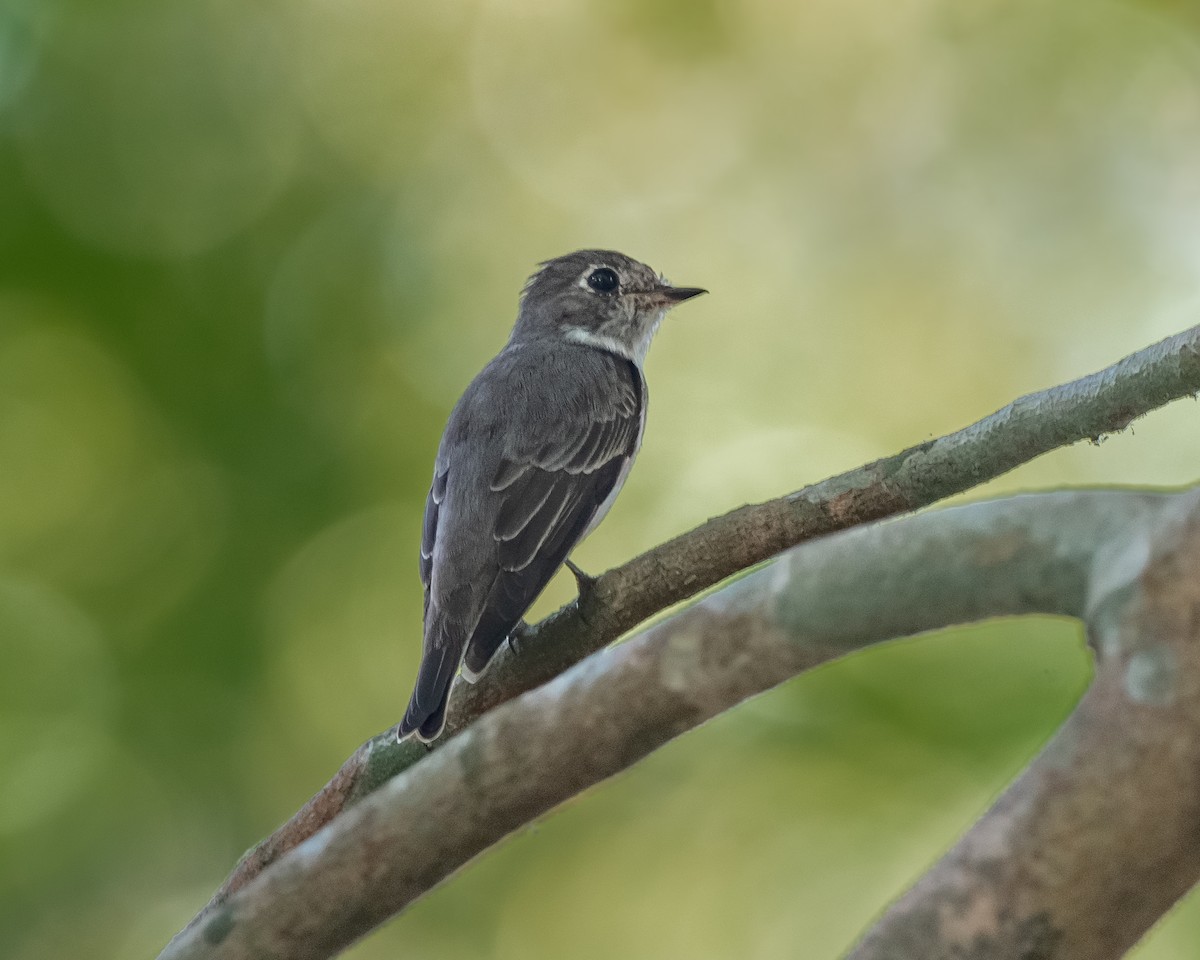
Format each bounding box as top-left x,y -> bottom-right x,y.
512,249 -> 705,365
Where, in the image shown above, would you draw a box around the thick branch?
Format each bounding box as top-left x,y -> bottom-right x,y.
159,488 -> 1190,960
847,489 -> 1200,960
190,323 -> 1200,922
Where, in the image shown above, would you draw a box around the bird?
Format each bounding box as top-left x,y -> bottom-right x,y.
397,249 -> 706,742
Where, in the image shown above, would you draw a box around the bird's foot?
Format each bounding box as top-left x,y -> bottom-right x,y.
507,619 -> 531,657
565,559 -> 600,621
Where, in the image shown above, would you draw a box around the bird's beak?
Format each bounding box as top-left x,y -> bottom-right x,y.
652,284 -> 707,308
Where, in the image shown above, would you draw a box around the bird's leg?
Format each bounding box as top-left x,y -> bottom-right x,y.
507,619 -> 531,657
565,558 -> 600,611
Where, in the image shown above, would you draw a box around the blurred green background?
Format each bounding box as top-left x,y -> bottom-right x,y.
2,0 -> 1200,956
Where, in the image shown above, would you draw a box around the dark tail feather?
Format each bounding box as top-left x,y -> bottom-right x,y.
416,697 -> 450,742
397,613 -> 464,743
461,578 -> 528,680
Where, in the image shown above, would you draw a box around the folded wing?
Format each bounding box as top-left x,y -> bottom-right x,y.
398,350 -> 643,742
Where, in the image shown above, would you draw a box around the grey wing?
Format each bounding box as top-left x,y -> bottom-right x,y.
398,351 -> 644,742
460,367 -> 644,677
399,466 -> 461,741
418,467 -> 445,603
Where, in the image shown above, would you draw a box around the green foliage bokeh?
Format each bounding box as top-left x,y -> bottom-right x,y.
2,0 -> 1199,957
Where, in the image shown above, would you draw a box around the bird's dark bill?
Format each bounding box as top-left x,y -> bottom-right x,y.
659,286 -> 707,303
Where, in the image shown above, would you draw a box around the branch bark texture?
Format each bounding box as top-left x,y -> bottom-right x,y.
190,323 -> 1200,924
848,490 -> 1200,960
161,487 -> 1200,960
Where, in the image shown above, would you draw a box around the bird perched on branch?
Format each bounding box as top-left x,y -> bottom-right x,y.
397,250 -> 706,742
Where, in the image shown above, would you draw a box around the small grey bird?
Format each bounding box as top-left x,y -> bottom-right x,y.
397,249 -> 705,742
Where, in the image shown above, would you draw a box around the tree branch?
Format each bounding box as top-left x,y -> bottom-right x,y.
160,487 -> 1199,959
846,489 -> 1200,960
172,322 -> 1200,946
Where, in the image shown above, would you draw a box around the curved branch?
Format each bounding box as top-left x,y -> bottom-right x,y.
847,488 -> 1200,960
179,322 -> 1200,936
159,488 -> 1191,960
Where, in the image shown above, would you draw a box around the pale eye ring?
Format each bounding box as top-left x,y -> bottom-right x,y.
586,267 -> 619,294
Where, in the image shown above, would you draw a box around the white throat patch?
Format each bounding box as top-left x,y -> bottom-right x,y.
564,314 -> 663,368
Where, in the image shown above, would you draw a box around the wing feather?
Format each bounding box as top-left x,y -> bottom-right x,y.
490,458 -> 530,492
499,473 -> 581,572
418,468 -> 447,588
463,456 -> 625,677
401,347 -> 646,738
494,468 -> 558,541
460,356 -> 644,677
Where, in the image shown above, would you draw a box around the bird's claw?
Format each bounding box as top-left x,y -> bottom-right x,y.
565,559 -> 599,596
564,559 -> 600,620
507,619 -> 531,657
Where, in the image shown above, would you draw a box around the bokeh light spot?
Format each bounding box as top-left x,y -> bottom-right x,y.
0,301 -> 227,636
13,0 -> 301,258
0,578 -> 114,835
469,0 -> 746,213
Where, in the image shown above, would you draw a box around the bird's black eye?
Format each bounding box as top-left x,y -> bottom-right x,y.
586,267 -> 619,293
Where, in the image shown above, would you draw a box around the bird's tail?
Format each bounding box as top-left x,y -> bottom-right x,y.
397,608 -> 465,743
461,580 -> 528,681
